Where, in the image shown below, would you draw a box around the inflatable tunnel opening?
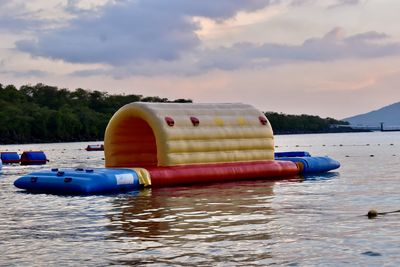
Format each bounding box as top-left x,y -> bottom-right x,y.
105,116 -> 157,168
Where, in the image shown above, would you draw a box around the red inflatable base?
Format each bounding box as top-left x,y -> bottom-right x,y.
147,160 -> 300,187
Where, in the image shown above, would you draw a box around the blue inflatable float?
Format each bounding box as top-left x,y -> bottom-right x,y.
275,154 -> 340,174
14,168 -> 140,194
275,151 -> 311,158
1,152 -> 20,164
20,151 -> 48,165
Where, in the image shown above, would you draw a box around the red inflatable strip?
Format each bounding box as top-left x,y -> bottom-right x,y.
147,160 -> 300,187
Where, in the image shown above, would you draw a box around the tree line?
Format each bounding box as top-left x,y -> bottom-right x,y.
0,83 -> 191,144
265,112 -> 348,134
0,83 -> 349,144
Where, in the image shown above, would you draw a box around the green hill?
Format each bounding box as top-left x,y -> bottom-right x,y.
264,112 -> 348,134
0,83 -> 191,144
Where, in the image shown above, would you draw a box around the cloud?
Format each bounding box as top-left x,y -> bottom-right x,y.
328,0 -> 361,8
290,0 -> 363,9
0,69 -> 48,77
0,0 -> 43,32
291,0 -> 362,8
16,0 -> 273,65
196,27 -> 400,71
12,1 -> 400,77
155,27 -> 399,76
64,27 -> 400,78
71,68 -> 108,77
335,0 -> 360,5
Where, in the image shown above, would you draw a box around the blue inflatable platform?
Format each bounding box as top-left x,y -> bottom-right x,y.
14,151 -> 340,195
275,151 -> 340,174
14,168 -> 141,194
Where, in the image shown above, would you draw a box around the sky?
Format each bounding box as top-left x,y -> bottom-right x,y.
1,0 -> 399,119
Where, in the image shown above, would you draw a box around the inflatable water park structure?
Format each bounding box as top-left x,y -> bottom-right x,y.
14,103 -> 340,194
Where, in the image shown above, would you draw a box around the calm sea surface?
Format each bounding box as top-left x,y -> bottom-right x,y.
1,132 -> 400,266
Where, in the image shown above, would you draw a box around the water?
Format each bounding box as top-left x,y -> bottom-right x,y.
1,132 -> 400,266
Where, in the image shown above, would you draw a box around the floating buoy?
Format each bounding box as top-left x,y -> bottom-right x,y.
20,151 -> 48,165
367,209 -> 378,219
85,144 -> 104,151
366,209 -> 400,219
0,152 -> 20,164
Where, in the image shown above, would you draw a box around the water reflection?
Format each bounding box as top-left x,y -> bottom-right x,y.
108,180 -> 276,239
301,172 -> 340,182
106,180 -> 279,265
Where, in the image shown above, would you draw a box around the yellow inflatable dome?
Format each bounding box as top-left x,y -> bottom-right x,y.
104,102 -> 275,168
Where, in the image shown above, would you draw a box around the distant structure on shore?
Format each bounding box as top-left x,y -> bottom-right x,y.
330,123 -> 400,132
343,101 -> 400,132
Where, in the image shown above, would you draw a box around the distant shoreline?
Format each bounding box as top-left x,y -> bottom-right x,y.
1,129 -> 375,145
273,128 -> 372,135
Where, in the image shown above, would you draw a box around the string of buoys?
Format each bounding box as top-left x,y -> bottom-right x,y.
275,143 -> 396,148
275,143 -> 398,159
344,154 -> 397,158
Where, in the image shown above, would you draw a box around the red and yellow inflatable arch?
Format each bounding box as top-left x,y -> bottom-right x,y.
104,102 -> 298,187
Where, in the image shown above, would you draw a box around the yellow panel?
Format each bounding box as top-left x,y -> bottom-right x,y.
214,117 -> 225,126
132,168 -> 152,186
237,117 -> 248,126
